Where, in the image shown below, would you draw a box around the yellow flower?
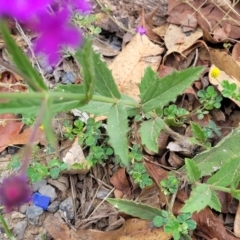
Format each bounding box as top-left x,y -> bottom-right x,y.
210,67 -> 220,79
39,125 -> 44,130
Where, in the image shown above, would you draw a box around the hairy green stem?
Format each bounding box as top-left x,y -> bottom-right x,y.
20,100 -> 47,174
0,92 -> 140,107
0,213 -> 16,240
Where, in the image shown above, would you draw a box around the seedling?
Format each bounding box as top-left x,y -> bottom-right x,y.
7,156 -> 70,183
153,212 -> 196,240
163,104 -> 189,126
64,118 -> 114,166
221,80 -> 240,101
160,175 -> 179,195
197,86 -> 222,119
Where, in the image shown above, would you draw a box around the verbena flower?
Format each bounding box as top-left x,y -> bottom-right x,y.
0,174 -> 32,212
136,26 -> 146,36
0,0 -> 54,21
0,0 -> 90,64
32,9 -> 82,64
210,67 -> 220,79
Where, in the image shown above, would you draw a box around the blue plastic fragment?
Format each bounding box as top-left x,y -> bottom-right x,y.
32,193 -> 51,210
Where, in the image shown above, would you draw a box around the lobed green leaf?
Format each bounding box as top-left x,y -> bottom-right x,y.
181,184 -> 212,213
179,127 -> 240,177
107,104 -> 129,166
139,67 -> 204,113
185,158 -> 201,184
0,21 -> 47,92
138,117 -> 165,153
190,122 -> 206,143
207,156 -> 240,187
91,48 -> 121,99
74,39 -> 95,101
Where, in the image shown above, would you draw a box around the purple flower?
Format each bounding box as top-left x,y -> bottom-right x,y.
31,9 -> 82,64
0,174 -> 32,212
136,26 -> 146,36
0,0 -> 54,21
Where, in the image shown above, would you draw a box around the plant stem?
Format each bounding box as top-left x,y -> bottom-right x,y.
0,213 -> 16,240
0,92 -> 140,107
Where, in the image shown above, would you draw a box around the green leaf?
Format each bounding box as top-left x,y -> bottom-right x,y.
49,167 -> 61,179
74,39 -> 95,101
185,158 -> 201,183
208,190 -> 221,212
139,67 -> 204,113
59,163 -> 70,171
78,94 -> 138,117
48,159 -> 61,168
0,91 -> 86,116
138,117 -> 165,153
185,220 -> 196,230
190,122 -> 206,143
92,49 -> 120,99
107,198 -> 162,220
107,104 -> 129,166
0,21 -> 47,92
177,213 -> 191,222
181,184 -> 212,213
153,216 -> 165,227
7,156 -> 21,170
179,126 -> 240,177
207,156 -> 240,187
42,98 -> 56,148
138,67 -> 156,94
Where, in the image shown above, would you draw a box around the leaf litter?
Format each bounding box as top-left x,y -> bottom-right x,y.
3,0 -> 240,239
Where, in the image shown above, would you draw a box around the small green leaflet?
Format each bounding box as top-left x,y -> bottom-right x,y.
185,158 -> 201,184
208,190 -> 221,212
107,104 -> 129,166
139,67 -> 204,113
0,21 -> 47,92
92,49 -> 121,99
138,117 -> 165,153
190,122 -> 206,143
107,198 -> 162,220
181,184 -> 212,213
74,39 -> 95,102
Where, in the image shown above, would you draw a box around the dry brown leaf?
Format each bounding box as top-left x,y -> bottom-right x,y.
153,23 -> 169,38
163,24 -> 203,62
213,24 -> 231,41
44,215 -> 171,240
139,8 -> 161,42
62,137 -> 90,174
158,65 -> 174,78
110,168 -> 132,197
208,64 -> 240,107
232,42 -> 240,62
8,127 -> 46,145
174,191 -> 239,240
109,34 -> 163,101
167,2 -> 198,29
197,3 -> 240,40
0,114 -> 24,152
209,0 -> 232,11
210,49 -> 240,83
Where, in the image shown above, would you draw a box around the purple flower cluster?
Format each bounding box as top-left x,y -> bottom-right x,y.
0,174 -> 32,212
0,0 -> 91,64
